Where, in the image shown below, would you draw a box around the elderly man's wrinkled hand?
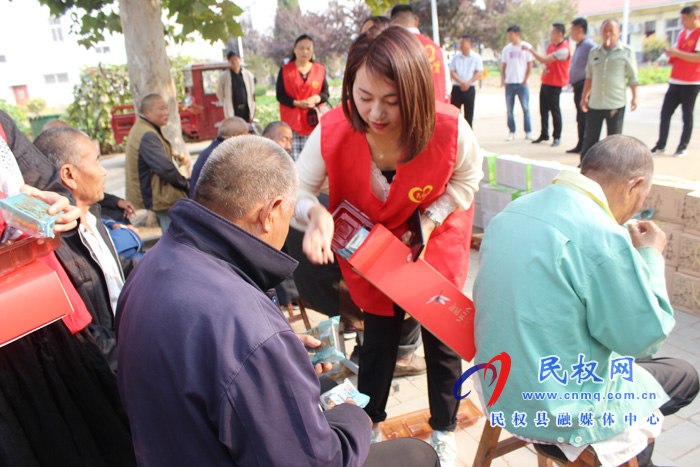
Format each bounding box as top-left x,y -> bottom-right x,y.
629,220 -> 666,254
297,334 -> 335,375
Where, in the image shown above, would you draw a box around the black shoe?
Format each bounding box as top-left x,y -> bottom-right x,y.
566,147 -> 581,153
551,139 -> 561,147
531,136 -> 549,144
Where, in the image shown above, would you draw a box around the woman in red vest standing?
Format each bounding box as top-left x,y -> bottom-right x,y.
276,34 -> 329,161
294,26 -> 482,466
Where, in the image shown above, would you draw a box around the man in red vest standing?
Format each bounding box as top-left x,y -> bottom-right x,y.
391,4 -> 450,103
652,5 -> 700,157
524,23 -> 571,147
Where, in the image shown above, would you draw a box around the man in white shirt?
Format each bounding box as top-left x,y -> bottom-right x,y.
501,25 -> 535,141
35,127 -> 125,370
449,34 -> 483,128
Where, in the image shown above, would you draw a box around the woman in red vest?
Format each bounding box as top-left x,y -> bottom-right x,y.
294,26 -> 482,465
276,34 -> 329,160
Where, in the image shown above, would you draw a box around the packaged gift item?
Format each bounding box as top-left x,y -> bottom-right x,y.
0,193 -> 58,238
319,378 -> 370,410
304,316 -> 345,365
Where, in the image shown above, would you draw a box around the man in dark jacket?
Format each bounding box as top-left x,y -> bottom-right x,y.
116,136 -> 438,466
35,127 -> 124,371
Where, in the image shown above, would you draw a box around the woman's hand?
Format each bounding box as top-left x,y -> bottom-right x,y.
303,205 -> 335,265
304,96 -> 320,108
401,213 -> 437,260
294,99 -> 313,110
20,184 -> 81,233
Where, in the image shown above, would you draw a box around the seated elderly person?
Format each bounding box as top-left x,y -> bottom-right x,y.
189,116 -> 249,197
35,127 -> 125,371
263,120 -> 293,155
115,135 -> 439,466
474,135 -> 698,467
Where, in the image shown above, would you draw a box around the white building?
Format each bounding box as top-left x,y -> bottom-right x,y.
0,2 -> 128,107
0,1 -> 229,108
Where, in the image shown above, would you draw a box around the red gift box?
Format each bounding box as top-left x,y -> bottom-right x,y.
345,223 -> 476,361
0,260 -> 74,347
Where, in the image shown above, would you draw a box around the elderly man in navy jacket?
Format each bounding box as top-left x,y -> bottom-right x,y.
116,136 -> 437,466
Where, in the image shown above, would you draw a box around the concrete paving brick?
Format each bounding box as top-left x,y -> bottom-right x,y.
654,421 -> 700,460
676,446 -> 700,467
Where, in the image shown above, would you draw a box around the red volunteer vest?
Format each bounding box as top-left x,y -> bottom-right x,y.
321,103 -> 474,316
280,62 -> 326,136
670,28 -> 700,82
415,33 -> 448,103
541,40 -> 571,87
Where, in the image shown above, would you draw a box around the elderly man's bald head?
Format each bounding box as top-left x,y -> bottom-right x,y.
219,117 -> 249,138
581,135 -> 653,224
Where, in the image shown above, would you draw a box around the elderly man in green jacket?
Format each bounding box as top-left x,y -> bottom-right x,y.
474,135 -> 698,467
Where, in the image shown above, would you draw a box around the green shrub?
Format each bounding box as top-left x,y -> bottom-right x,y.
0,99 -> 30,136
637,66 -> 671,85
642,35 -> 669,63
66,64 -> 132,154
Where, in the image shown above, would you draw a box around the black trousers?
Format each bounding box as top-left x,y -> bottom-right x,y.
635,356 -> 699,467
359,306 -> 462,431
655,83 -> 700,151
572,80 -> 586,150
450,85 -> 476,128
580,107 -> 626,161
538,84 -> 563,139
365,437 -> 439,466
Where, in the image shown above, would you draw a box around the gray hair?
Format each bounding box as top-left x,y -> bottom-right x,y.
581,135 -> 653,185
219,117 -> 249,138
34,126 -> 90,168
193,135 -> 298,220
262,120 -> 291,138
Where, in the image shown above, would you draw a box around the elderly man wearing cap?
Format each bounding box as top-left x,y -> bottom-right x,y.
216,51 -> 256,123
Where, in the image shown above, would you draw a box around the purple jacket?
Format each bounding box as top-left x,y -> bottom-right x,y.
116,199 -> 371,466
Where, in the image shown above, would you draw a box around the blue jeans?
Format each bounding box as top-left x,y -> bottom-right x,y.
505,83 -> 532,134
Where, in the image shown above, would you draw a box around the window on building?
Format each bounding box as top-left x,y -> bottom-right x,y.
95,46 -> 111,54
0,55 -> 6,63
667,18 -> 682,45
645,21 -> 656,37
44,73 -> 69,84
49,16 -> 64,42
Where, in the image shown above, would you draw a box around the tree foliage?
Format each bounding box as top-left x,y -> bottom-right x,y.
495,0 -> 577,52
38,0 -> 244,48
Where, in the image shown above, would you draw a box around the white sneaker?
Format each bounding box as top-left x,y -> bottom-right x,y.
674,149 -> 688,157
430,430 -> 458,467
651,146 -> 665,155
505,132 -> 515,141
525,132 -> 535,141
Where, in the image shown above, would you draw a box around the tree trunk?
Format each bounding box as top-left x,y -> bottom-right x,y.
118,0 -> 184,155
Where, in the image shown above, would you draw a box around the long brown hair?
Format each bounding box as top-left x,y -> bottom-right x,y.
341,26 -> 435,163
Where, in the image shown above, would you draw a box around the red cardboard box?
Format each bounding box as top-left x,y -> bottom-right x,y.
0,260 -> 74,347
346,223 -> 476,361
